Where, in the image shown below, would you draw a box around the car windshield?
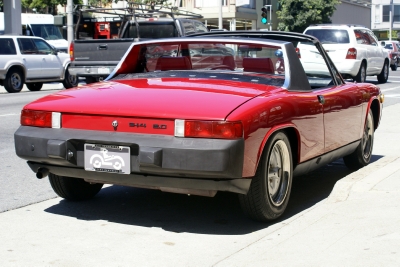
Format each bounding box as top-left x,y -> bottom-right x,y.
385,44 -> 394,50
30,24 -> 63,40
112,39 -> 288,87
305,29 -> 350,44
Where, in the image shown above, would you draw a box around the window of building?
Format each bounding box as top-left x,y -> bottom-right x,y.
382,5 -> 400,22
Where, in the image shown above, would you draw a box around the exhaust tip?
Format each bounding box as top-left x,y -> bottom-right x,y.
36,168 -> 49,179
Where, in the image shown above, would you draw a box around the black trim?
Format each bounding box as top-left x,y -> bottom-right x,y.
293,140 -> 360,176
15,126 -> 244,179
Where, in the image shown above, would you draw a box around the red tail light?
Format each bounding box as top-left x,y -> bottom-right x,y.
346,48 -> 357,59
295,47 -> 301,58
69,42 -> 74,61
183,121 -> 243,139
21,110 -> 52,128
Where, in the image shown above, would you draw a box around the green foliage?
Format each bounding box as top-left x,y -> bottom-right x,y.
277,0 -> 340,33
22,0 -> 83,14
387,30 -> 398,40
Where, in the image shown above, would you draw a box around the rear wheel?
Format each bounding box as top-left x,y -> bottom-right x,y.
49,173 -> 103,201
26,83 -> 43,91
391,61 -> 397,71
354,62 -> 366,83
239,132 -> 293,222
62,67 -> 78,89
343,109 -> 374,170
4,68 -> 24,93
377,60 -> 389,83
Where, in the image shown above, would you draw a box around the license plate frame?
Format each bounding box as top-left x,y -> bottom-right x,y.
84,143 -> 130,174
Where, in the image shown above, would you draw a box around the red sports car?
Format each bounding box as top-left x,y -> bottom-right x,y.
14,32 -> 384,222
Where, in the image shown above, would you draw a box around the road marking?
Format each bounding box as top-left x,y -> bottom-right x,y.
384,94 -> 400,98
381,86 -> 400,92
0,113 -> 19,117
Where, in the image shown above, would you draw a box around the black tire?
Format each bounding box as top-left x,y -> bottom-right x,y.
62,67 -> 78,89
4,68 -> 24,93
354,62 -> 366,83
48,173 -> 103,201
85,77 -> 97,84
391,61 -> 397,71
239,132 -> 293,222
26,83 -> 43,91
377,60 -> 389,83
343,109 -> 374,171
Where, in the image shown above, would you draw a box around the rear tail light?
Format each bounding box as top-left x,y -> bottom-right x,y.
21,110 -> 61,128
69,42 -> 74,61
174,120 -> 243,139
346,48 -> 357,59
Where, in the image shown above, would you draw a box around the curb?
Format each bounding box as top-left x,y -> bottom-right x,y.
327,155 -> 400,203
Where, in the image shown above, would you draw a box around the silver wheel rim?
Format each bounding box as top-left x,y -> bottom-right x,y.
362,112 -> 373,159
267,140 -> 291,206
361,65 -> 366,82
68,74 -> 77,85
11,73 -> 22,89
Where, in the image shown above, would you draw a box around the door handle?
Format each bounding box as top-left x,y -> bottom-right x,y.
317,95 -> 325,104
98,44 -> 108,50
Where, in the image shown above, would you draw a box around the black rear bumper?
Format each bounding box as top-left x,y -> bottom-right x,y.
15,126 -> 250,194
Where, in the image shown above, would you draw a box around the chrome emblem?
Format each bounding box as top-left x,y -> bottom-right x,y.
112,120 -> 118,129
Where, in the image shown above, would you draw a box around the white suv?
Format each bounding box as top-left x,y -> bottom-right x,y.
0,35 -> 77,93
302,25 -> 389,83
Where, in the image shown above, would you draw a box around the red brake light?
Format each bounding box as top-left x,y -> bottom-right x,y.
69,42 -> 74,61
346,48 -> 357,59
184,121 -> 243,139
295,47 -> 301,58
21,110 -> 52,128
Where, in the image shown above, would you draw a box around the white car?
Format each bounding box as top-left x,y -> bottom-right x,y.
302,25 -> 389,83
0,35 -> 77,93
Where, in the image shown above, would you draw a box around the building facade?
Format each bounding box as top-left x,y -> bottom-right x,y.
371,0 -> 400,40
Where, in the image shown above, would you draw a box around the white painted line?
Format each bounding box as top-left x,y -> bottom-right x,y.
380,86 -> 400,92
0,113 -> 19,117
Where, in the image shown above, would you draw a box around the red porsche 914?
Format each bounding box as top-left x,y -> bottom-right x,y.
14,32 -> 384,222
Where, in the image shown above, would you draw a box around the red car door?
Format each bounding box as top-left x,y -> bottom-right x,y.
318,83 -> 363,152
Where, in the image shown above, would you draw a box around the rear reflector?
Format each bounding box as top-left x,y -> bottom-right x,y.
175,119 -> 243,139
21,110 -> 61,128
346,48 -> 357,59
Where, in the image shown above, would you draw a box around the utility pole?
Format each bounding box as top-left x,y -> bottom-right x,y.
67,0 -> 74,46
390,0 -> 394,41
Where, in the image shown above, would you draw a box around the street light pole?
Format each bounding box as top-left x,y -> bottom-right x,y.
67,0 -> 74,46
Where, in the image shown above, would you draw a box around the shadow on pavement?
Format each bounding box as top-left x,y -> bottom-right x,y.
44,156 -> 383,235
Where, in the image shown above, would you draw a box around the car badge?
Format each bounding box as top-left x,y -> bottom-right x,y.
112,120 -> 118,130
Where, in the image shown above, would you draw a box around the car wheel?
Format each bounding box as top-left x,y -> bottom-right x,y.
85,77 -> 97,84
48,173 -> 103,201
377,60 -> 389,83
4,68 -> 24,93
62,67 -> 78,89
26,83 -> 43,91
239,132 -> 293,222
354,62 -> 366,83
391,61 -> 397,71
343,109 -> 374,171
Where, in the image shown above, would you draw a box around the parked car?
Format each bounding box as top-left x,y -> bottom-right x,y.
0,35 -> 77,93
381,40 -> 400,71
303,24 -> 389,83
14,32 -> 384,222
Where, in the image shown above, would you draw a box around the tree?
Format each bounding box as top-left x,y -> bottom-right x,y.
276,0 -> 340,33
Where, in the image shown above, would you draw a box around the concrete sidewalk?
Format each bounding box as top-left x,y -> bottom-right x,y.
0,103 -> 399,266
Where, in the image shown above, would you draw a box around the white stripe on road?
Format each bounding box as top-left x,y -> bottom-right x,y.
381,86 -> 400,92
0,113 -> 19,117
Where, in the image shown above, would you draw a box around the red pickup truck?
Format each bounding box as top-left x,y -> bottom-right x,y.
382,40 -> 400,71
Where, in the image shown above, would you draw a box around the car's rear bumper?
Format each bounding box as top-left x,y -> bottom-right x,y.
333,59 -> 362,77
14,126 -> 249,194
68,65 -> 115,78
